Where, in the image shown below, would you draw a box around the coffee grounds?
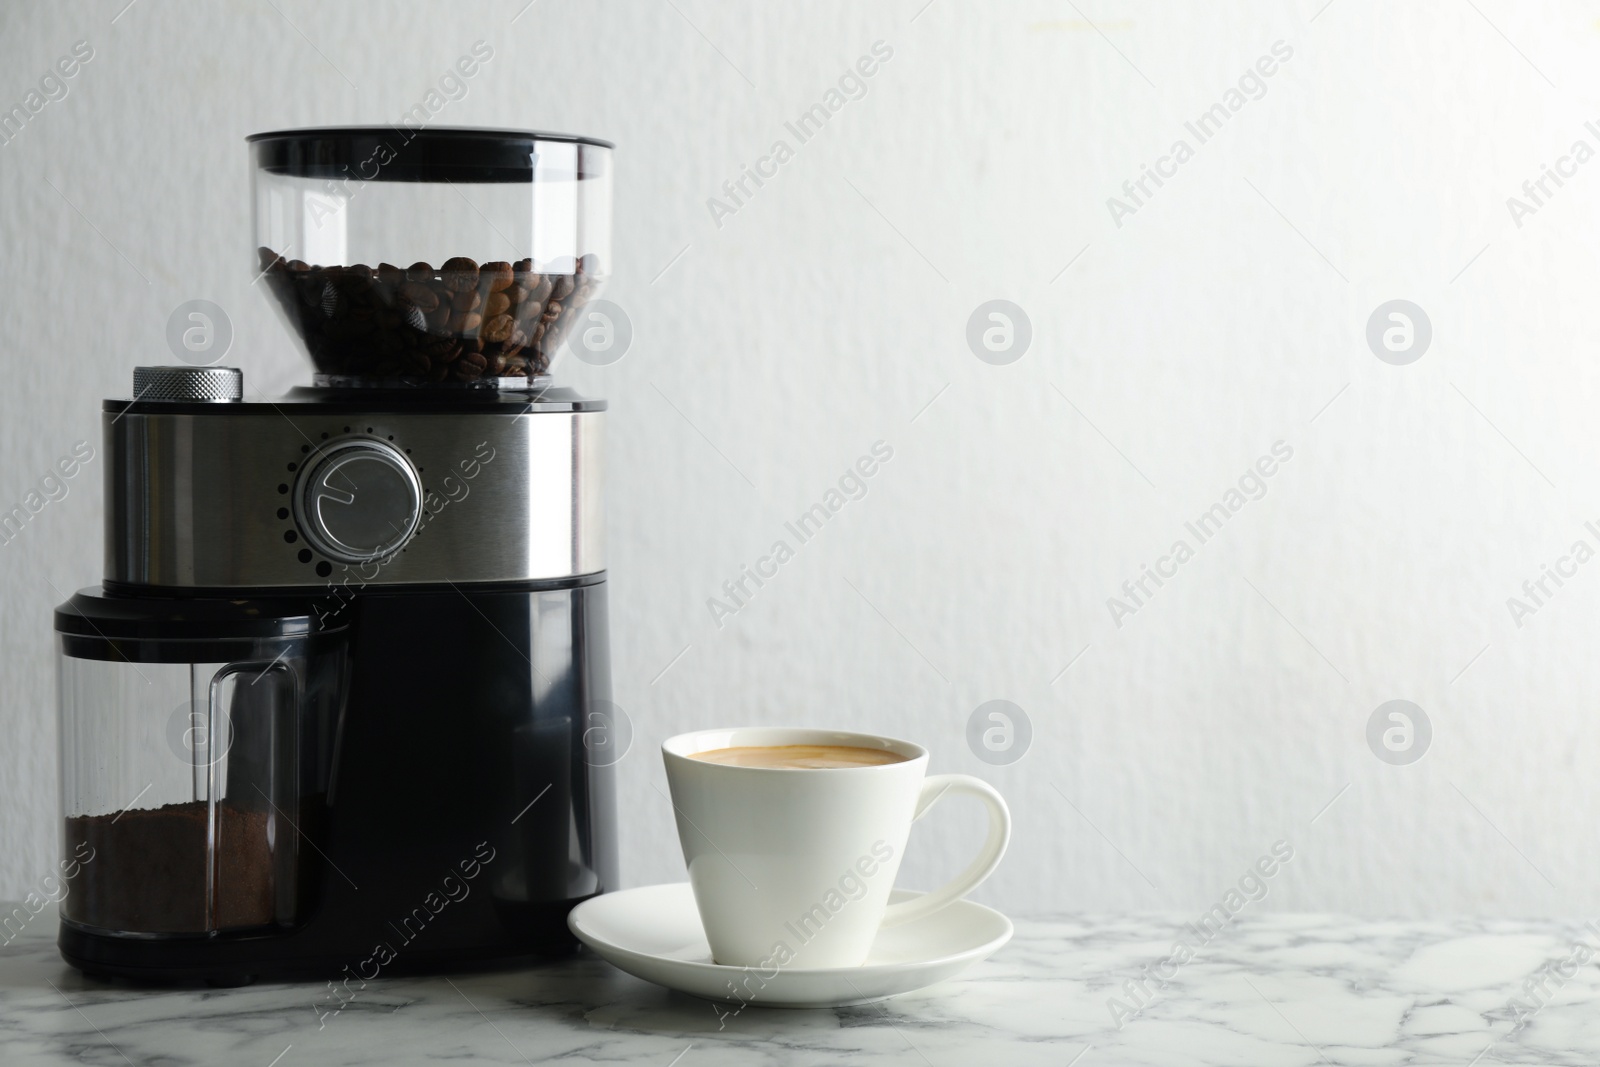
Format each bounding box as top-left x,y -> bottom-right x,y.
64,800 -> 276,933
258,249 -> 604,384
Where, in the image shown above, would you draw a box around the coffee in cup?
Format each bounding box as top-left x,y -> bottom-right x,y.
662,727 -> 1010,969
689,744 -> 908,769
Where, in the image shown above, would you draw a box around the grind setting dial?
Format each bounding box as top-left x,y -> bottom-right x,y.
293,437 -> 423,564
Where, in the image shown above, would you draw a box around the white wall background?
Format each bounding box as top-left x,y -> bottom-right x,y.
2,0 -> 1598,921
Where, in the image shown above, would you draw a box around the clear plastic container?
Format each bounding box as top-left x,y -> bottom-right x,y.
56,592 -> 346,935
249,127 -> 613,386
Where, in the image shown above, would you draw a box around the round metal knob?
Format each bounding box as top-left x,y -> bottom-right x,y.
294,438 -> 422,564
132,365 -> 243,402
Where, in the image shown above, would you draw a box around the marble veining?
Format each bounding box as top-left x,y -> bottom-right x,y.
3,905 -> 1598,1065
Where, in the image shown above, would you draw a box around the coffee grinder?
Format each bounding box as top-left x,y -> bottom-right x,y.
54,128 -> 619,982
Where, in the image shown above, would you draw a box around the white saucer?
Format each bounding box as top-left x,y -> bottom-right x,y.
567,883 -> 1012,1008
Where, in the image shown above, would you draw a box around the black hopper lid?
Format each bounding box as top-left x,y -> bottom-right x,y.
247,126 -> 614,183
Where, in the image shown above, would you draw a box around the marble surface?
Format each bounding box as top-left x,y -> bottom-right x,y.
4,904 -> 1600,1065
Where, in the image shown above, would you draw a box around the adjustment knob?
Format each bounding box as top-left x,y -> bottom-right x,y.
132,365 -> 243,402
294,438 -> 422,564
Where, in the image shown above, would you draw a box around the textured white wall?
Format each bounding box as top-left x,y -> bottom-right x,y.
2,0 -> 1596,921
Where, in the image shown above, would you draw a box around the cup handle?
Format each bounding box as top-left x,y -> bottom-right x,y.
880,774 -> 1010,927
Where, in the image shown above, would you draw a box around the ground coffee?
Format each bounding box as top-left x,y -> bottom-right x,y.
259,248 -> 603,384
63,800 -> 276,933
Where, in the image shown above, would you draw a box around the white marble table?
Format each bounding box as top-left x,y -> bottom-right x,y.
3,905 -> 1598,1065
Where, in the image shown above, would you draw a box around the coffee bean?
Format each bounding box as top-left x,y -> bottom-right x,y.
483,314 -> 514,343
399,281 -> 440,310
262,249 -> 598,384
441,257 -> 479,292
482,261 -> 514,292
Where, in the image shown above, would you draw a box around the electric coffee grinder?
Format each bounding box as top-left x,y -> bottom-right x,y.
54,127 -> 619,983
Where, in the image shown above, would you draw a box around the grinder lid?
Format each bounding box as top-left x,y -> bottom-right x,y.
55,588 -> 346,641
247,126 -> 613,183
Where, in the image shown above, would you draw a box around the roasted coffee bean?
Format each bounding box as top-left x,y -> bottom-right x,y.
399,281 -> 440,310
579,253 -> 601,276
482,314 -> 514,343
262,249 -> 601,384
482,261 -> 514,292
441,257 -> 479,292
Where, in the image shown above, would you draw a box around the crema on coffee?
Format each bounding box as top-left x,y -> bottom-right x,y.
689,744 -> 907,769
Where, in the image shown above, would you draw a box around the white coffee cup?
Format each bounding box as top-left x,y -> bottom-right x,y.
661,727 -> 1010,969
